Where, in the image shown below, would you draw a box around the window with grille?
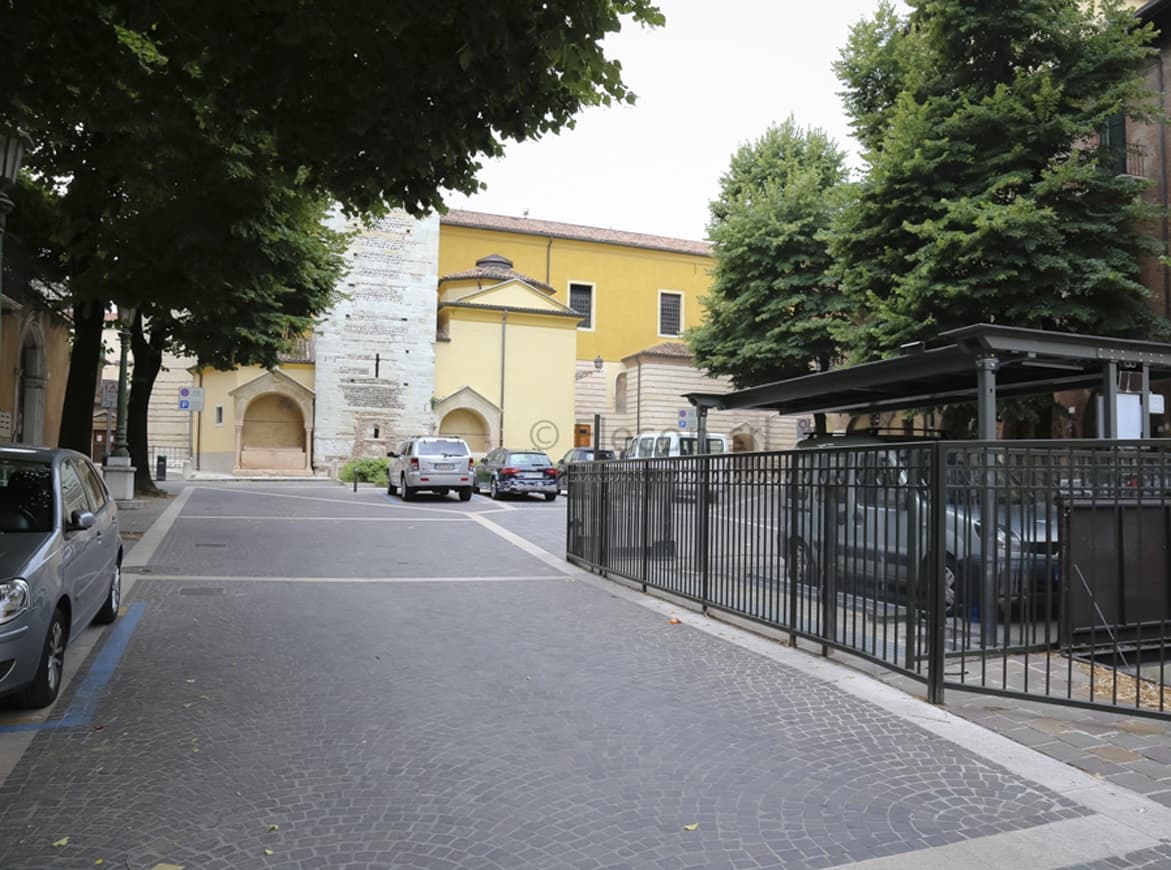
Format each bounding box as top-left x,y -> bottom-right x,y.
659,291 -> 682,336
569,283 -> 594,330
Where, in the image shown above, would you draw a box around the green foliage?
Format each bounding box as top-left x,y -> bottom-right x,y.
830,0 -> 1167,362
688,118 -> 850,387
1,1 -> 664,217
339,457 -> 390,486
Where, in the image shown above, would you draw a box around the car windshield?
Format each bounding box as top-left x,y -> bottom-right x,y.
508,453 -> 552,467
576,449 -> 615,461
0,460 -> 53,533
418,439 -> 468,457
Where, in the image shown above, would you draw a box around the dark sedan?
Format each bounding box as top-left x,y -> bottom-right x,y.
472,449 -> 559,501
555,447 -> 615,493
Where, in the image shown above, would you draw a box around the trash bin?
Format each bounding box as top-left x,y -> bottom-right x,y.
156,455 -> 167,481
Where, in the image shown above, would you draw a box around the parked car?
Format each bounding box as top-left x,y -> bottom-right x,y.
473,448 -> 559,501
626,430 -> 730,458
388,436 -> 473,501
781,435 -> 1059,616
555,447 -> 615,492
0,447 -> 122,708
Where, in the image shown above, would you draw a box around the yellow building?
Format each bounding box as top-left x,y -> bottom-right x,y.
190,346 -> 316,475
185,209 -> 801,475
433,253 -> 581,460
439,210 -> 716,450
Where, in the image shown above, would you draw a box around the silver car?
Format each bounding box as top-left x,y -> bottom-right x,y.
387,436 -> 474,501
0,447 -> 122,708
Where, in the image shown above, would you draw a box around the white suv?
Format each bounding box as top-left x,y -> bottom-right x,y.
388,436 -> 473,501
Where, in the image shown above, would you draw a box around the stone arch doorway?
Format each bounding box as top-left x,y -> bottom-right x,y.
15,321 -> 46,445
439,408 -> 490,453
240,393 -> 307,470
228,369 -> 316,475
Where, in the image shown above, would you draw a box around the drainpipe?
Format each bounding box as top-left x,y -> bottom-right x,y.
545,237 -> 553,287
636,356 -> 642,433
499,308 -> 508,447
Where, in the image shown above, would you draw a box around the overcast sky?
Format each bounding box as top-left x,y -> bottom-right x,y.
442,0 -> 901,242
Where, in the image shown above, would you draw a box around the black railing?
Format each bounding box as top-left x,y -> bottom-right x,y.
567,440 -> 1171,719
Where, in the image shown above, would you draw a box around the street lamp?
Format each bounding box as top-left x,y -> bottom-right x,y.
111,303 -> 137,458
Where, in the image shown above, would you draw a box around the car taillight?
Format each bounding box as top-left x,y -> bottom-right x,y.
544,467 -> 557,477
410,457 -> 419,470
501,466 -> 518,477
468,458 -> 474,470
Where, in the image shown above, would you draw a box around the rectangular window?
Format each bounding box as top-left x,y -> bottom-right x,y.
659,291 -> 683,336
215,406 -> 224,425
569,282 -> 594,330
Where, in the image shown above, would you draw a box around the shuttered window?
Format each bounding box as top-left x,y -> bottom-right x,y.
659,291 -> 682,336
569,283 -> 594,329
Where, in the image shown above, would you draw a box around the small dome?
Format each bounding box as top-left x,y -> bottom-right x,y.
474,253 -> 514,270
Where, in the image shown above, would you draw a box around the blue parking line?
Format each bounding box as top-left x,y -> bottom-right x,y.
0,602 -> 146,733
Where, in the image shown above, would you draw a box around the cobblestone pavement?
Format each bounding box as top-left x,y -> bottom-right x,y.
0,481 -> 1168,869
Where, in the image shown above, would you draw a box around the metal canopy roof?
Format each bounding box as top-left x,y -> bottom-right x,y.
684,324 -> 1171,417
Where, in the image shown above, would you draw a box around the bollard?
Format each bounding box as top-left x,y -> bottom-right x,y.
156,455 -> 166,481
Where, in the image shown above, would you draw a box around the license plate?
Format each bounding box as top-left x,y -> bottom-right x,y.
433,463 -> 454,471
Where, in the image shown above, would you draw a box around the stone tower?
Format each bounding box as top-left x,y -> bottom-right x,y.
313,209 -> 439,473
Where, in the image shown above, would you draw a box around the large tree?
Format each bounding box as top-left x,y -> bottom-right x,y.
831,0 -> 1167,362
1,1 -> 663,455
688,119 -> 850,395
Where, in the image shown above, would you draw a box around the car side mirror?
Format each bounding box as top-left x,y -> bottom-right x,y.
387,451 -> 397,458
68,509 -> 95,531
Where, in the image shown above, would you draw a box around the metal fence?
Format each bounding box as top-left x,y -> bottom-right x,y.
566,439 -> 1171,719
148,446 -> 189,480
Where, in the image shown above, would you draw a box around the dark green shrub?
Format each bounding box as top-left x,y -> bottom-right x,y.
339,457 -> 390,486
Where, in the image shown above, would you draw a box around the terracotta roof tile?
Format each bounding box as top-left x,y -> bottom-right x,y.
439,265 -> 554,295
441,210 -> 712,257
625,341 -> 693,360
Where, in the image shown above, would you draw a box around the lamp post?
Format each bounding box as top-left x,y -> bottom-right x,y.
0,127 -> 31,421
111,304 -> 136,458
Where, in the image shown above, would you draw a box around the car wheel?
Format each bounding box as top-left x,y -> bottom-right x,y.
943,558 -> 958,616
544,492 -> 557,502
459,487 -> 472,502
489,476 -> 501,500
388,476 -> 397,495
94,557 -> 122,625
13,607 -> 67,709
401,476 -> 415,502
471,478 -> 480,494
788,538 -> 817,588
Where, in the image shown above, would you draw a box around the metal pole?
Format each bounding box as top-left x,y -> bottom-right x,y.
1141,364 -> 1151,440
697,406 -> 710,611
112,324 -> 131,458
975,356 -> 999,440
927,442 -> 947,705
1103,360 -> 1119,439
593,412 -> 601,457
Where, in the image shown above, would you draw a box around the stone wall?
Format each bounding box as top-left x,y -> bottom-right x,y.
314,210 -> 440,473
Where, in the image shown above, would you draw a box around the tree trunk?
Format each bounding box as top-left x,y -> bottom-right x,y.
58,300 -> 105,454
129,314 -> 164,495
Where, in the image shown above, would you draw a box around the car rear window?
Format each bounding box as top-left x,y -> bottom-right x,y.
418,439 -> 469,456
508,452 -> 552,467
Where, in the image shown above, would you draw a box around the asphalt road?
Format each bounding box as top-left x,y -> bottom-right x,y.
1,481 -> 1169,870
